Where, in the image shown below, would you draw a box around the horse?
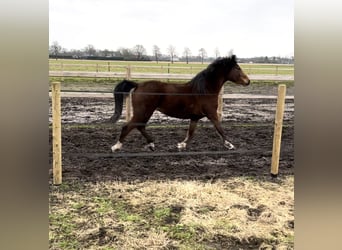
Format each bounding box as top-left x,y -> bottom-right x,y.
110,55 -> 250,152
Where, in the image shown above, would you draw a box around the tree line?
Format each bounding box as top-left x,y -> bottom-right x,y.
49,41 -> 294,64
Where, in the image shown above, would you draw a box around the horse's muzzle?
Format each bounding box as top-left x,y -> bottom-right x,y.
241,78 -> 250,86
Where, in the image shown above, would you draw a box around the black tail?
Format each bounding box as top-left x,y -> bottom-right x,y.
110,80 -> 138,123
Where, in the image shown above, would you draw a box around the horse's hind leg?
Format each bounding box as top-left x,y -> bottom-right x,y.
137,125 -> 155,151
112,110 -> 155,152
177,119 -> 198,150
111,121 -> 137,152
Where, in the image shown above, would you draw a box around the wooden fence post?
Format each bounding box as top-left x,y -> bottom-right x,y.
126,65 -> 132,79
95,63 -> 99,82
61,62 -> 64,82
125,65 -> 132,122
271,84 -> 287,177
167,63 -> 170,82
217,85 -> 224,121
51,82 -> 62,185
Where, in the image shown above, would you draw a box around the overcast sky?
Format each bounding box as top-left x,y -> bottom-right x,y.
49,0 -> 294,58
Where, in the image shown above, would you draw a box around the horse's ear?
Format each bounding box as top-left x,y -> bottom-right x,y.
228,49 -> 234,57
231,54 -> 237,62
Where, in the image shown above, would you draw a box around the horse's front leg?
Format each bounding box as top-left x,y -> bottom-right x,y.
207,113 -> 235,150
177,119 -> 198,150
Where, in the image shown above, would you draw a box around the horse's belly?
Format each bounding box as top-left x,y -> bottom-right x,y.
157,106 -> 204,120
157,108 -> 188,119
156,95 -> 205,119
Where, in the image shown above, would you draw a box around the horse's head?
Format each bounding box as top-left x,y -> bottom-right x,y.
226,55 -> 250,86
190,55 -> 250,93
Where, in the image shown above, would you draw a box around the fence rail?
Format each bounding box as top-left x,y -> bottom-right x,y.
49,70 -> 294,81
50,81 -> 288,184
49,63 -> 294,71
49,61 -> 294,76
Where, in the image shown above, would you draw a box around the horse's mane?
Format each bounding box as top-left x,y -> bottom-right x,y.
189,55 -> 237,94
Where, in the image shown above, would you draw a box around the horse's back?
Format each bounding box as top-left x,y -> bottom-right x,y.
136,80 -> 183,93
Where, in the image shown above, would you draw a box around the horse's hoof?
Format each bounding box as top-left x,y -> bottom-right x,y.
177,142 -> 187,151
144,142 -> 155,151
224,140 -> 235,150
111,142 -> 122,152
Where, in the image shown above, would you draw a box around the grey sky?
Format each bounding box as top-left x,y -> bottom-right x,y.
49,0 -> 294,58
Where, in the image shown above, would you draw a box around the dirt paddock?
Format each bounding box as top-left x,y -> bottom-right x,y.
49,94 -> 293,181
49,85 -> 294,249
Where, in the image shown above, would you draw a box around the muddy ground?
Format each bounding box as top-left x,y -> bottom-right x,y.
49,84 -> 294,249
49,85 -> 294,182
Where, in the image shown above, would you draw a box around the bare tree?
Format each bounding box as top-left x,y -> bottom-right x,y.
227,49 -> 234,57
70,49 -> 83,58
84,44 -> 96,56
118,47 -> 135,59
132,44 -> 146,60
214,47 -> 220,59
152,45 -> 161,63
199,48 -> 207,64
183,47 -> 191,64
167,45 -> 177,63
49,41 -> 62,60
102,49 -> 111,57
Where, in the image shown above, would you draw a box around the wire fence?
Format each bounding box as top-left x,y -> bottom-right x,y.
50,81 -> 293,183
49,61 -> 294,76
62,149 -> 289,159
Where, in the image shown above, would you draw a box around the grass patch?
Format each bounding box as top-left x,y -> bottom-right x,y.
93,197 -> 113,215
49,178 -> 294,249
154,207 -> 172,220
111,200 -> 144,224
49,212 -> 80,249
163,223 -> 197,241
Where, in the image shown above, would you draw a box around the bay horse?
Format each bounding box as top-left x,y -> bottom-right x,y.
110,55 -> 250,152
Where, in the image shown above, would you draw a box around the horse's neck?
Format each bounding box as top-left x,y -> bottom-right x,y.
206,77 -> 225,94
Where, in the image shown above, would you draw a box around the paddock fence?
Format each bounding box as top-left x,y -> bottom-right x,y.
49,61 -> 294,76
49,61 -> 294,184
49,65 -> 294,81
49,63 -> 293,123
50,79 -> 290,185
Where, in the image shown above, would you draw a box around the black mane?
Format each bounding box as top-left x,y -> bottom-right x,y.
189,55 -> 237,94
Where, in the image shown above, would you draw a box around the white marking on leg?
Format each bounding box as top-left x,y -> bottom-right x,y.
144,142 -> 155,151
111,141 -> 122,152
177,142 -> 187,150
224,140 -> 235,150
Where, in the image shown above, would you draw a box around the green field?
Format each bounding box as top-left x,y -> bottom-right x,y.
49,59 -> 294,75
49,59 -> 294,92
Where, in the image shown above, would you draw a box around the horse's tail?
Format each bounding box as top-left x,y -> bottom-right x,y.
110,80 -> 138,123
